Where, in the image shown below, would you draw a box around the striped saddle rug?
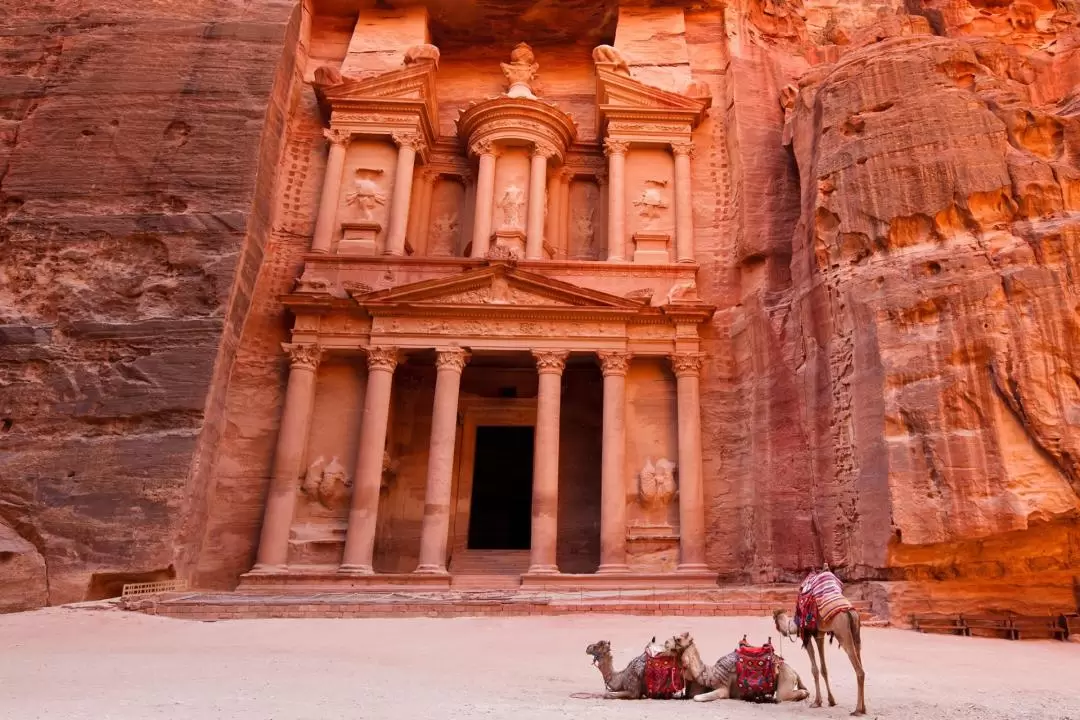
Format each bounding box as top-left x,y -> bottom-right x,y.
795,570 -> 853,641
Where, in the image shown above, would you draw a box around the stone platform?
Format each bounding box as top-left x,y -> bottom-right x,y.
122,585 -> 879,622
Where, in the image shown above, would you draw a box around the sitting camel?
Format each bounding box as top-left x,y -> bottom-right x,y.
773,568 -> 866,715
664,632 -> 809,702
585,638 -> 663,699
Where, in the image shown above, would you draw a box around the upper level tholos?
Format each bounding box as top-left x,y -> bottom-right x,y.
303,6 -> 712,267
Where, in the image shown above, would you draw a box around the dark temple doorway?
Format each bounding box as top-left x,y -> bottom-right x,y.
468,425 -> 534,550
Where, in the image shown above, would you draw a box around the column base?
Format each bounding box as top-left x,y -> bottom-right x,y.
595,563 -> 631,575
309,247 -> 330,255
526,565 -> 560,575
607,256 -> 625,262
337,564 -> 375,575
248,563 -> 288,575
676,563 -> 711,573
413,564 -> 449,575
676,257 -> 696,264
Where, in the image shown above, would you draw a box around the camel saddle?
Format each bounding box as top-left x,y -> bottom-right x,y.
643,652 -> 684,699
735,638 -> 779,703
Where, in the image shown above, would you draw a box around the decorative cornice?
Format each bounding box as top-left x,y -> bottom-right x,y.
603,138 -> 630,156
283,343 -> 323,370
366,346 -> 400,372
670,352 -> 705,377
671,141 -> 695,158
533,349 -> 569,374
435,347 -> 470,373
597,350 -> 632,376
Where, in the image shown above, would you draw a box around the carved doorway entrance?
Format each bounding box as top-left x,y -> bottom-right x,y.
467,425 -> 534,550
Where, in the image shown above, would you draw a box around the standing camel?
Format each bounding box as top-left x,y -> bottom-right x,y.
773,569 -> 866,715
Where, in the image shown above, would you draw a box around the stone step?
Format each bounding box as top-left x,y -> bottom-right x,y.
451,574 -> 523,590
448,549 -> 530,575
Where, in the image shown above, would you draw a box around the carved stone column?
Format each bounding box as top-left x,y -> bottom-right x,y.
252,343 -> 323,572
407,169 -> 437,255
471,141 -> 498,258
385,132 -> 424,256
311,129 -> 350,254
597,350 -> 631,573
528,350 -> 569,574
672,352 -> 708,571
526,143 -> 553,260
672,141 -> 696,263
546,169 -> 563,258
340,346 -> 399,574
603,138 -> 629,262
415,348 -> 469,573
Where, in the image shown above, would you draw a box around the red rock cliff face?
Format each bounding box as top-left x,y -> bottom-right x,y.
0,0 -> 301,609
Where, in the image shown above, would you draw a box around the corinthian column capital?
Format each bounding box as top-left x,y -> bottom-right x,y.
283,343 -> 323,371
533,349 -> 569,375
670,352 -> 705,378
671,141 -> 696,158
323,128 -> 351,147
603,137 -> 630,156
365,346 -> 400,372
597,350 -> 632,377
435,347 -> 470,373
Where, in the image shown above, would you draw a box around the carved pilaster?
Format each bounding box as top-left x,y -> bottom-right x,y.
365,346 -> 400,372
435,348 -> 470,373
283,343 -> 323,371
597,350 -> 631,377
533,349 -> 569,375
670,352 -> 705,378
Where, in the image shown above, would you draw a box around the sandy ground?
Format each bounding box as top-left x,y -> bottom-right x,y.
1,608 -> 1078,720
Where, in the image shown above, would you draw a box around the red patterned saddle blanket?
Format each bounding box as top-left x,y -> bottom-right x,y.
735,639 -> 779,703
644,653 -> 685,699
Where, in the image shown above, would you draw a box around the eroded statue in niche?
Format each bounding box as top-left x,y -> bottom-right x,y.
665,280 -> 698,304
496,184 -> 526,230
404,43 -> 440,68
592,44 -> 630,75
638,458 -> 678,508
301,455 -> 351,511
501,42 -> 539,99
294,267 -> 331,294
430,212 -> 459,255
633,180 -> 669,222
346,168 -> 387,221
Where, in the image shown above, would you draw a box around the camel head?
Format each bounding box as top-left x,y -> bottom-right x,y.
663,631 -> 694,656
585,640 -> 611,666
773,609 -> 795,637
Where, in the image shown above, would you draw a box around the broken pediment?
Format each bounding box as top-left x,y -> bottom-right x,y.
314,58 -> 440,142
595,67 -> 711,138
352,263 -> 645,312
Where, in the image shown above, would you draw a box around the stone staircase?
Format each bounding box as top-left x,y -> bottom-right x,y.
448,549 -> 528,590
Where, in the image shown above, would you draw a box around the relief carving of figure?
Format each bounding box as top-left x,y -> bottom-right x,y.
317,456 -> 351,510
496,184 -> 526,230
665,280 -> 698,304
346,168 -> 387,221
501,42 -> 539,99
294,267 -> 331,294
430,212 -> 459,255
572,206 -> 595,252
301,456 -> 326,498
633,180 -> 669,222
404,43 -> 440,67
638,458 -> 678,508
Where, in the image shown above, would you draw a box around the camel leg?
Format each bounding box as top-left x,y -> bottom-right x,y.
777,665 -> 810,702
838,619 -> 867,715
692,685 -> 731,702
805,644 -> 823,708
815,634 -> 837,707
603,691 -> 637,699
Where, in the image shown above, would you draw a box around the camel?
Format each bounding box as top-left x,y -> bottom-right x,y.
664,632 -> 810,703
584,638 -> 663,699
773,572 -> 866,715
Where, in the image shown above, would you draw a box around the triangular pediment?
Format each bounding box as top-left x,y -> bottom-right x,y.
315,63 -> 439,135
353,263 -> 645,312
597,68 -> 709,113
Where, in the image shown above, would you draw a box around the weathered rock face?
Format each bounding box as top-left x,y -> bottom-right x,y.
3,0 -> 1078,614
0,1 -> 301,607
